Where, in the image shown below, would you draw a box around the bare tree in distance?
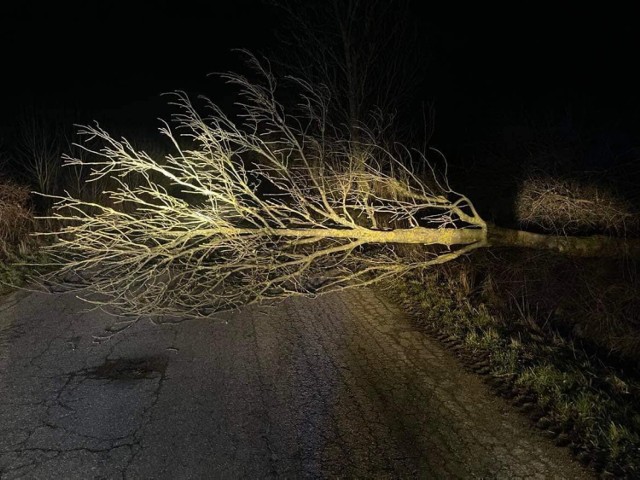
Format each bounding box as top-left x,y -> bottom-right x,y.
15,111 -> 64,199
33,55 -> 640,319
266,0 -> 428,146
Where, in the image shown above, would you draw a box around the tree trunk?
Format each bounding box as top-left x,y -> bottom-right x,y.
486,224 -> 640,258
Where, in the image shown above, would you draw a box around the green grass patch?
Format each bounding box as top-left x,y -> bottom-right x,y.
0,250 -> 50,296
387,265 -> 640,477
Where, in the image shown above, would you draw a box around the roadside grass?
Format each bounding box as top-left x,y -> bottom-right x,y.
387,253 -> 640,478
0,249 -> 50,296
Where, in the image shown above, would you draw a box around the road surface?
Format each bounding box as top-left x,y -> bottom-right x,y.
0,287 -> 589,479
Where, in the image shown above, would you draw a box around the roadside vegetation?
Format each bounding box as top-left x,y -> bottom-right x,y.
388,253 -> 640,478
0,176 -> 41,295
388,122 -> 640,478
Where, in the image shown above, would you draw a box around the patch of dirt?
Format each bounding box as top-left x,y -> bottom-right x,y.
85,356 -> 168,381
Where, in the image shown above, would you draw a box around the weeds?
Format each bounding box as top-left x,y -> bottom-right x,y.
516,174 -> 640,236
0,179 -> 33,255
388,258 -> 640,477
0,178 -> 43,295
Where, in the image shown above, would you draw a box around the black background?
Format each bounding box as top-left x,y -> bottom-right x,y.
2,3 -> 639,159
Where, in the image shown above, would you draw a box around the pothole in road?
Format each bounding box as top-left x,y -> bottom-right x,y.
85,356 -> 168,380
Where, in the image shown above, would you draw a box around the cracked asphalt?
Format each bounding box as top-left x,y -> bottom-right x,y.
0,288 -> 589,479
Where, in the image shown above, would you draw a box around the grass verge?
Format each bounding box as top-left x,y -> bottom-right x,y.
385,259 -> 640,478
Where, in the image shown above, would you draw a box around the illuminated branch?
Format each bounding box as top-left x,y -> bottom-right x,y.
34,55 -> 486,317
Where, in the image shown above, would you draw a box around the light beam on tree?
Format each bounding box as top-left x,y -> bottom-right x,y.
34,55 -> 486,317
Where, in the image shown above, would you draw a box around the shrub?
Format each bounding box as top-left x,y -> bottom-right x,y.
0,178 -> 33,256
516,174 -> 639,235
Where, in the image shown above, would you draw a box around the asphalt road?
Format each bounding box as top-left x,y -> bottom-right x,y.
0,287 -> 589,479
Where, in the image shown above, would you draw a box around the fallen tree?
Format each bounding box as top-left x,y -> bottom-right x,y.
34,57 -> 640,317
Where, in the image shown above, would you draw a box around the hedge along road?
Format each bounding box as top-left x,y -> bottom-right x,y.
0,287 -> 589,479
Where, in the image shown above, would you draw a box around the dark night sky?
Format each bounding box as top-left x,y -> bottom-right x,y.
2,3 -> 639,153
1,2 -> 276,127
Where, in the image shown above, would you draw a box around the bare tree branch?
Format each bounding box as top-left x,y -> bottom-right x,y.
33,55 -> 485,318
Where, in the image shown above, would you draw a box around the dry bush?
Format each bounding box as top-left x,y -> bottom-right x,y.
516,175 -> 639,235
0,179 -> 34,254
